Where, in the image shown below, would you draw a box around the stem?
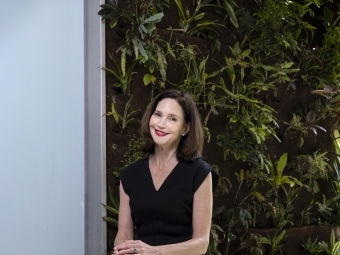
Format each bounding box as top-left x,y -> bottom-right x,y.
204,107 -> 213,126
234,181 -> 243,205
238,193 -> 251,207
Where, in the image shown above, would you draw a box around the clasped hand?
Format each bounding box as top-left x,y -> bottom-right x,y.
113,240 -> 160,255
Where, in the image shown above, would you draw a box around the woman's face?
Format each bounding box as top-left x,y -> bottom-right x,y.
149,98 -> 188,150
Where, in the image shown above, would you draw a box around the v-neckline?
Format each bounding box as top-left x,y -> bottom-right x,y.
147,158 -> 181,192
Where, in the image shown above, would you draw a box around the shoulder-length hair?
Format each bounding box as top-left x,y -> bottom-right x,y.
141,89 -> 203,161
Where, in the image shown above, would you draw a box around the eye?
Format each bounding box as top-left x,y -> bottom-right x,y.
169,117 -> 177,122
154,112 -> 161,117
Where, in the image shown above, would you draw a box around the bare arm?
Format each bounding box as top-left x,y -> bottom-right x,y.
114,173 -> 213,255
114,181 -> 134,247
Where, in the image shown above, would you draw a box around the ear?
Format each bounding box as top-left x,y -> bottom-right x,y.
183,123 -> 190,134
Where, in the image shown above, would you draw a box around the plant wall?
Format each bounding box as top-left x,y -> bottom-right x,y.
99,0 -> 340,254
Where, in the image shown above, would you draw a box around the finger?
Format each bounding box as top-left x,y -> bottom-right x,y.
116,247 -> 136,254
115,240 -> 136,249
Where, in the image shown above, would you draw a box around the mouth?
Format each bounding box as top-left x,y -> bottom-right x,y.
154,129 -> 168,136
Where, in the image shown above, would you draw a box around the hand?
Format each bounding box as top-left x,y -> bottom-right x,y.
113,240 -> 160,255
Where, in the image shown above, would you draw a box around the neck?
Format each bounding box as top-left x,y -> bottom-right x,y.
151,147 -> 178,171
154,146 -> 177,160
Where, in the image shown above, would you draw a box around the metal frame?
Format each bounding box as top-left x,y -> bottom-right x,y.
84,0 -> 107,254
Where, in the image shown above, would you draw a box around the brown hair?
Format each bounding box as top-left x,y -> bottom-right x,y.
141,89 -> 204,161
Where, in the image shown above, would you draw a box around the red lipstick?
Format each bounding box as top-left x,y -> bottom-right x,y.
155,129 -> 167,136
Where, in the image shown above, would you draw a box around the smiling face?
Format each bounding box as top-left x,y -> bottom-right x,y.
149,98 -> 189,150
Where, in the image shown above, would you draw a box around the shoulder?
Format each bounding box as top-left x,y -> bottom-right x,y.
183,158 -> 213,173
183,158 -> 219,192
196,158 -> 213,171
120,157 -> 148,195
120,157 -> 148,182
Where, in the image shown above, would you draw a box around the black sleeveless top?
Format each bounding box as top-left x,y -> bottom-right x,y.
120,157 -> 217,246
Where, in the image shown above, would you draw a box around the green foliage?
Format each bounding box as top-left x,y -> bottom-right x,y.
315,194 -> 340,225
208,206 -> 226,255
140,38 -> 168,87
294,151 -> 331,194
235,233 -> 265,255
268,153 -> 301,193
266,186 -> 299,229
240,0 -> 317,57
168,0 -> 239,52
169,0 -> 225,50
318,229 -> 340,255
208,223 -> 225,255
99,0 -> 169,87
332,131 -> 340,195
301,237 -> 323,255
311,86 -> 340,129
98,0 -> 134,29
102,52 -> 138,94
114,135 -> 147,178
214,85 -> 278,170
285,112 -> 327,147
105,95 -> 140,133
101,1 -> 340,254
178,54 -> 220,107
212,42 -> 289,171
213,165 -> 232,195
219,206 -> 253,255
99,0 -> 168,30
259,230 -> 287,255
102,186 -> 119,226
307,9 -> 340,89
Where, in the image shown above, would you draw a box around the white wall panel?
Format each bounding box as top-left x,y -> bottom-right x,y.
0,1 -> 85,254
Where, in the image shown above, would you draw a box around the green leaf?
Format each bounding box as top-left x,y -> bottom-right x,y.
137,42 -> 148,60
252,191 -> 265,202
233,42 -> 241,55
139,24 -> 148,34
277,176 -> 296,187
102,216 -> 118,224
143,12 -> 164,23
276,230 -> 287,243
277,153 -> 287,175
259,236 -> 271,245
223,0 -> 239,28
123,95 -> 133,120
282,62 -> 294,68
101,203 -> 119,215
145,23 -> 156,34
212,206 -> 225,217
143,74 -> 152,85
214,39 -> 221,52
242,49 -> 251,57
299,137 -> 304,148
109,186 -> 119,209
193,13 -> 205,20
100,66 -> 121,80
110,17 -> 119,28
109,102 -> 121,125
324,7 -> 333,22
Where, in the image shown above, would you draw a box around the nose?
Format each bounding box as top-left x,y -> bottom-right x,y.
157,117 -> 166,129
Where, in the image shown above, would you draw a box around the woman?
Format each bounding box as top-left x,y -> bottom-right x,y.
113,89 -> 218,255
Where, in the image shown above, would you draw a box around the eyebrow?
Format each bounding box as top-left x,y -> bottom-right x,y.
154,110 -> 179,118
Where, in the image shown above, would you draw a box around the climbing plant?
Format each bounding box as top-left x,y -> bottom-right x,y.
100,0 -> 340,254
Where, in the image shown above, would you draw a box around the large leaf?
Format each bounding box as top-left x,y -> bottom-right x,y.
277,153 -> 288,175
143,12 -> 164,23
137,42 -> 148,60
